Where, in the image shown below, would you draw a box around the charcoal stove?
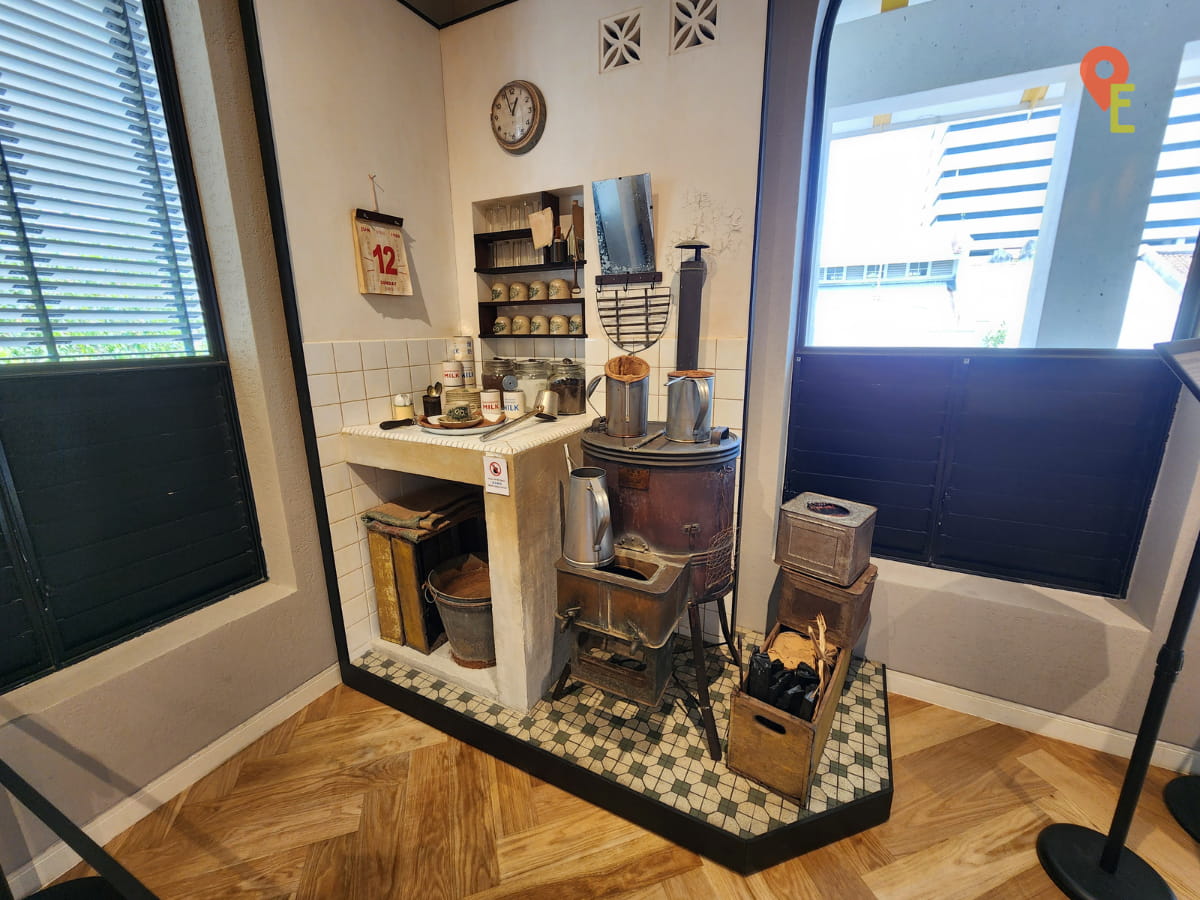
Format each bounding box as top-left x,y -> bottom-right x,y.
551,421 -> 742,759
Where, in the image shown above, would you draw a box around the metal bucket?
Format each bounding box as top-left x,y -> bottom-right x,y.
425,553 -> 495,668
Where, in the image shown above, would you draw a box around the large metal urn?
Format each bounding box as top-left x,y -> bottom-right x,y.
581,424 -> 741,600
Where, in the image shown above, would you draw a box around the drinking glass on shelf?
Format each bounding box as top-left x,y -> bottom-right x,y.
522,200 -> 533,230
490,203 -> 509,232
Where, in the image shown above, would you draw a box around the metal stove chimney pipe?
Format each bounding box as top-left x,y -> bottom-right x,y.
674,241 -> 709,371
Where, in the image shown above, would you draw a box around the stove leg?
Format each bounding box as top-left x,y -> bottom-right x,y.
551,663 -> 573,701
688,601 -> 723,762
714,595 -> 741,668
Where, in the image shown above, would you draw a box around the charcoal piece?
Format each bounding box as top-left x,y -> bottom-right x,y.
746,651 -> 773,701
781,682 -> 808,715
767,669 -> 797,706
792,662 -> 820,693
795,685 -> 819,721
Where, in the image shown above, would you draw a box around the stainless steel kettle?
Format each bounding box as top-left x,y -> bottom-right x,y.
665,370 -> 713,442
563,466 -> 614,568
586,355 -> 650,438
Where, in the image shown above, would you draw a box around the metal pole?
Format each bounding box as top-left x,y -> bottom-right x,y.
0,761 -> 157,899
1099,526 -> 1200,870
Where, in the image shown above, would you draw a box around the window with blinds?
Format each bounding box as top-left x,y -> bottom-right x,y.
0,0 -> 264,694
0,0 -> 209,363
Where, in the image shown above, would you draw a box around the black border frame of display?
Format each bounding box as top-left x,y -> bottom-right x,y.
342,659 -> 893,874
238,0 -> 892,875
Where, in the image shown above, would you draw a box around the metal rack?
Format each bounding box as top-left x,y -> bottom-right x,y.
594,272 -> 671,353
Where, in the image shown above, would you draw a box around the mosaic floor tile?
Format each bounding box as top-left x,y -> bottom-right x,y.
354,630 -> 891,839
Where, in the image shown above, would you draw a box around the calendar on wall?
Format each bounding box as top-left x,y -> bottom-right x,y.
351,208 -> 412,295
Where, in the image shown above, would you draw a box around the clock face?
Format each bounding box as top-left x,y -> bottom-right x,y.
491,80 -> 546,155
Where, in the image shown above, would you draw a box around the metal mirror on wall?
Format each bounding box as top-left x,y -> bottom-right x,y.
593,174 -> 656,275
592,173 -> 671,352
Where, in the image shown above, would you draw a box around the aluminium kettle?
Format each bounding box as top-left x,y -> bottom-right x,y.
563,466 -> 615,568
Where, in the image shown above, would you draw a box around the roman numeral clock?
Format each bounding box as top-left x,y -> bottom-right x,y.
490,80 -> 547,155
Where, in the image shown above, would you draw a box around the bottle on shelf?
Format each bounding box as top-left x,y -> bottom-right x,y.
550,225 -> 566,264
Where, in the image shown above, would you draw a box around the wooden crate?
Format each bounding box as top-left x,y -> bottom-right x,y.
726,622 -> 852,805
777,564 -> 877,648
365,515 -> 485,653
775,492 -> 876,587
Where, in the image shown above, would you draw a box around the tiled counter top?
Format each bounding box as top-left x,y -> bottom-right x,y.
340,415 -> 593,710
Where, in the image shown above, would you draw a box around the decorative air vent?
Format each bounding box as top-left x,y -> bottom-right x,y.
599,9 -> 643,72
670,0 -> 717,54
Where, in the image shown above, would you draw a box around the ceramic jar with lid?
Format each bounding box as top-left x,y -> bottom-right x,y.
569,314 -> 584,335
530,315 -> 549,335
548,278 -> 570,300
490,282 -> 506,301
493,316 -> 511,335
509,281 -> 529,302
549,314 -> 569,334
529,280 -> 548,302
512,315 -> 531,334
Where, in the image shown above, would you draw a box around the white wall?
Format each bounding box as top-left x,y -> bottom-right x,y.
439,0 -> 768,349
253,0 -> 459,342
1,0 -> 337,885
742,0 -> 1200,754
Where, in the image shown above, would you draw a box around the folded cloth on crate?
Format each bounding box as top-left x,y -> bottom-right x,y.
361,484 -> 482,541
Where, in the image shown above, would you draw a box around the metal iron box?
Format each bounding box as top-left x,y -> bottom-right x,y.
778,564 -> 877,648
775,492 -> 876,587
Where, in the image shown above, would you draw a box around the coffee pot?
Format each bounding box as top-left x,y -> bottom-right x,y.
665,370 -> 713,442
586,355 -> 650,438
563,463 -> 614,568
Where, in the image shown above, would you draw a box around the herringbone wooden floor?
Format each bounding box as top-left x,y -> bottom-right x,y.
56,685 -> 1200,898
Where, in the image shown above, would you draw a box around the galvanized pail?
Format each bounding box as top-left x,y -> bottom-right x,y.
425,553 -> 495,668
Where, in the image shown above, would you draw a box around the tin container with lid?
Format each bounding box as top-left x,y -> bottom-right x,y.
775,492 -> 876,587
549,358 -> 586,415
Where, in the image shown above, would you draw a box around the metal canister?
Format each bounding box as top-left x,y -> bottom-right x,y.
549,359 -> 586,415
450,335 -> 475,361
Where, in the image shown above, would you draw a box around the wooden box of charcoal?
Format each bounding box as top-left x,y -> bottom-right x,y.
726,617 -> 851,805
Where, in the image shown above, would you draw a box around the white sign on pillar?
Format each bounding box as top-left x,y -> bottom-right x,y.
483,455 -> 510,495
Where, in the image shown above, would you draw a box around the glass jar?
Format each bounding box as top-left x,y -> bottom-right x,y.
549,359 -> 586,415
481,357 -> 515,392
514,358 -> 549,408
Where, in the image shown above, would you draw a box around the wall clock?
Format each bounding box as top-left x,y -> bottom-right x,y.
490,80 -> 547,155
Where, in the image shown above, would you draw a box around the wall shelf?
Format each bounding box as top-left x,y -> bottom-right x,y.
477,297 -> 584,307
478,332 -> 589,340
475,261 -> 586,276
473,185 -> 586,339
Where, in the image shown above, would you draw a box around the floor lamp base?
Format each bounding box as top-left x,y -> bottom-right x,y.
1037,824 -> 1175,900
1164,775 -> 1200,843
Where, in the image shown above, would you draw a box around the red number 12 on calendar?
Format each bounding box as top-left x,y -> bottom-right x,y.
371,243 -> 399,275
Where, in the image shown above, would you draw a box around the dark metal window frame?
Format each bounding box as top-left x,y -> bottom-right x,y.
0,0 -> 265,693
787,0 -> 1200,598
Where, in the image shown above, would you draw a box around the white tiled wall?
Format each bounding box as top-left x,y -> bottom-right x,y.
303,336 -> 458,654
583,335 -> 748,429
479,336 -> 584,362
303,333 -> 748,657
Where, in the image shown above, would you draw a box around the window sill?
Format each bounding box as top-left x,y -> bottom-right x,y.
0,580 -> 301,724
873,557 -> 1150,633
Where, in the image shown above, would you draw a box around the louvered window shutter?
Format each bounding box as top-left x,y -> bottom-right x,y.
1,0 -> 208,362
0,0 -> 264,693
